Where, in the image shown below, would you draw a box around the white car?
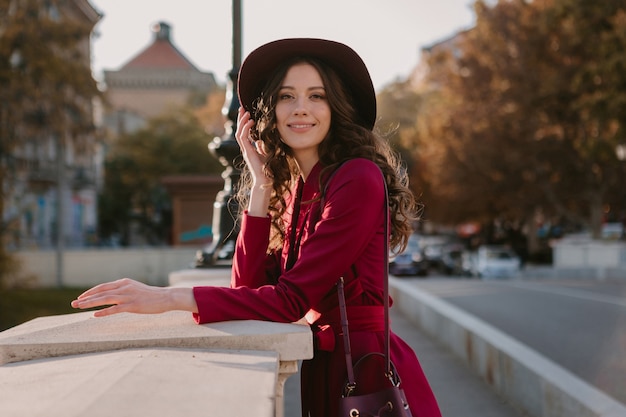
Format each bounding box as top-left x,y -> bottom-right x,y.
474,245 -> 521,279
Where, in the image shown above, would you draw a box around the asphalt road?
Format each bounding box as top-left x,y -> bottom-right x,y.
406,275 -> 626,406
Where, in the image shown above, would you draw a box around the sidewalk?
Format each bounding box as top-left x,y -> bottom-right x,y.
283,307 -> 527,417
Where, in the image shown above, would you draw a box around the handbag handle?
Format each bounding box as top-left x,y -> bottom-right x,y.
338,170 -> 392,394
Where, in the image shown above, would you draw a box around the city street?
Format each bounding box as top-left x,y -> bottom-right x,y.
405,276 -> 626,406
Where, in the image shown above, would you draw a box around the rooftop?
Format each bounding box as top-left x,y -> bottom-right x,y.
120,21 -> 199,71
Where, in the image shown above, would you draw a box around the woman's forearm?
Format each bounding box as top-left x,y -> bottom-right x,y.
247,184 -> 272,217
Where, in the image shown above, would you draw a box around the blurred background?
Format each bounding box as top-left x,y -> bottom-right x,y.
1,0 -> 626,327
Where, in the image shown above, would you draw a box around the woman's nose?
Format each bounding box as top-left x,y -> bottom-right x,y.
293,98 -> 309,115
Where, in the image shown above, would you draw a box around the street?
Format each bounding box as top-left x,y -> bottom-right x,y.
405,276 -> 626,406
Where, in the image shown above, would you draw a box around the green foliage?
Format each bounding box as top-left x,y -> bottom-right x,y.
98,108 -> 224,245
0,287 -> 91,331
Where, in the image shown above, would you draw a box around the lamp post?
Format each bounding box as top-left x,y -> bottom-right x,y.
195,0 -> 242,267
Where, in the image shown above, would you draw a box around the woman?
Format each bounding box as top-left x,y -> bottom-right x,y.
72,38 -> 442,417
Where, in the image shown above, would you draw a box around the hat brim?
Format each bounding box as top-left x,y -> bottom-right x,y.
237,38 -> 376,130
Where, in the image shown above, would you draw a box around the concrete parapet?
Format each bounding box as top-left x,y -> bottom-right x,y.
390,277 -> 626,417
0,310 -> 312,365
0,271 -> 313,417
169,267 -> 231,287
12,248 -> 198,287
0,348 -> 278,417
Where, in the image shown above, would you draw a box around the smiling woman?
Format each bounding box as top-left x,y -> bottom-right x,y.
73,38 -> 442,417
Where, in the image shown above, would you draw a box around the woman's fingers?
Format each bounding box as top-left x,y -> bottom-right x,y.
71,278 -> 167,314
235,107 -> 263,157
235,108 -> 270,179
74,278 -> 129,300
71,291 -> 124,309
92,305 -> 124,317
235,108 -> 253,146
71,280 -> 197,317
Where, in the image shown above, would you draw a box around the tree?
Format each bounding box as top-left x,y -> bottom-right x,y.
376,79 -> 426,208
1,0 -> 100,161
98,108 -> 224,245
0,0 -> 101,281
413,0 -> 626,243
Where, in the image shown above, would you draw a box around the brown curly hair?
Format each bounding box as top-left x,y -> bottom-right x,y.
236,57 -> 419,253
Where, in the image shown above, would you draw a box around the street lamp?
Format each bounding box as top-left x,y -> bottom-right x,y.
195,0 -> 242,267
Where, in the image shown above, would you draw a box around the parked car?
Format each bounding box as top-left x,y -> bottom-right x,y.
474,245 -> 521,279
419,235 -> 452,270
389,235 -> 428,276
440,243 -> 471,276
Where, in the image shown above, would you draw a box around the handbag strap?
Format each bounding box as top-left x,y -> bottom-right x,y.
337,169 -> 391,393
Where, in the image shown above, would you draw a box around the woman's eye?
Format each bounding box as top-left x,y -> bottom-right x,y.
279,93 -> 294,100
310,93 -> 326,100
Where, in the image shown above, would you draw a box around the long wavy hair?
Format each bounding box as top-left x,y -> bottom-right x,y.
236,57 -> 419,253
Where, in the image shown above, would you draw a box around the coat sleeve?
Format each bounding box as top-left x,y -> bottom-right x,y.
193,159 -> 384,324
230,212 -> 281,289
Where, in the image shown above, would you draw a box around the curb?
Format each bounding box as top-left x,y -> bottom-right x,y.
389,277 -> 626,417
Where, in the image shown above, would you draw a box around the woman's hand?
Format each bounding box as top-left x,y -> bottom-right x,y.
235,107 -> 272,217
71,278 -> 198,317
235,107 -> 269,185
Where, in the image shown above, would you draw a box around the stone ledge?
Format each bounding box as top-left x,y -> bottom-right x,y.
0,347 -> 278,417
0,269 -> 313,417
0,310 -> 312,365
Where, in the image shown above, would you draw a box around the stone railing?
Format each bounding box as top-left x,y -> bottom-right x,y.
11,247 -> 198,287
0,268 -> 313,417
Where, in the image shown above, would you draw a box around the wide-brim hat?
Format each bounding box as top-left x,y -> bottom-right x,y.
237,38 -> 376,130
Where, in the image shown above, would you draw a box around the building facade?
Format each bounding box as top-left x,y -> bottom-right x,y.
2,0 -> 103,250
102,21 -> 218,137
100,21 -> 223,247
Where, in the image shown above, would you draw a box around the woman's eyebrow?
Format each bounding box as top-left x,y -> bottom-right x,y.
279,85 -> 326,90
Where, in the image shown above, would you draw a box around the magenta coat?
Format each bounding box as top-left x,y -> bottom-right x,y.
193,159 -> 442,417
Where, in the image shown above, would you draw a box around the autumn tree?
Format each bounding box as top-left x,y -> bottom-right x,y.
0,0 -> 101,280
376,80 -> 425,197
98,108 -> 224,245
414,0 -> 626,244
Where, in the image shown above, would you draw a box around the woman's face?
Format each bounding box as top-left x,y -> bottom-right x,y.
275,63 -> 331,162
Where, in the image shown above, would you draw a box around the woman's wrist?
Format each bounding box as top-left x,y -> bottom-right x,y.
167,287 -> 199,313
247,183 -> 272,217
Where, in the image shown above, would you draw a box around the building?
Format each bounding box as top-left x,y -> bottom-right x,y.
102,21 -> 219,137
2,0 -> 102,250
408,30 -> 468,91
100,21 -> 224,247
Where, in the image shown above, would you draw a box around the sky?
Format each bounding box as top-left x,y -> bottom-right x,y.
88,0 -> 476,91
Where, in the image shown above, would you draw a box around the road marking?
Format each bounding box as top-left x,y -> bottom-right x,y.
499,281 -> 626,308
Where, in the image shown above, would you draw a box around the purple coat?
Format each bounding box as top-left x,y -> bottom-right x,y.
193,159 -> 441,417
